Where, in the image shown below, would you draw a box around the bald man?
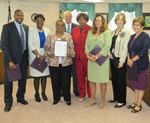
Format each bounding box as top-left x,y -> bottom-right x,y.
63,11 -> 79,97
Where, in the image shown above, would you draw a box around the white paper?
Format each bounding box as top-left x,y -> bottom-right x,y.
55,40 -> 67,57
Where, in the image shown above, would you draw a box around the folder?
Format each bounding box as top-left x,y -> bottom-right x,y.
111,53 -> 119,68
6,64 -> 22,82
90,45 -> 109,66
30,57 -> 48,73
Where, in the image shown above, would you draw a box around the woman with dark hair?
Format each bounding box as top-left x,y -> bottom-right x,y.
71,13 -> 91,102
109,13 -> 131,108
127,16 -> 150,113
44,19 -> 75,106
28,14 -> 50,102
85,15 -> 111,109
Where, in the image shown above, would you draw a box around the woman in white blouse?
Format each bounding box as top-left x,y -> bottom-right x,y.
109,13 -> 131,108
28,14 -> 50,102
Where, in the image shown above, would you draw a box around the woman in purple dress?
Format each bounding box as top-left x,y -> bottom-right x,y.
127,16 -> 150,113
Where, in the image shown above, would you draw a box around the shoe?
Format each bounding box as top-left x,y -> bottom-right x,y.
127,103 -> 136,109
4,104 -> 12,112
74,93 -> 79,97
66,101 -> 71,106
108,100 -> 117,103
53,101 -> 59,105
85,100 -> 97,107
131,105 -> 142,113
79,97 -> 85,102
34,93 -> 41,102
114,103 -> 126,108
41,93 -> 48,101
99,104 -> 104,109
17,100 -> 28,105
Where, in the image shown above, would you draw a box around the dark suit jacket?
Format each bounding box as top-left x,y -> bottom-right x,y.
1,22 -> 29,66
128,32 -> 150,73
64,23 -> 78,32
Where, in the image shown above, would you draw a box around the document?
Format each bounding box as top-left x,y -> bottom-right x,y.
55,40 -> 67,57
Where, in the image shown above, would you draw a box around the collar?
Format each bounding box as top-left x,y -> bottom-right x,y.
14,21 -> 23,26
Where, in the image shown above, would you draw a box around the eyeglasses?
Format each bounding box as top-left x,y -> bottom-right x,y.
132,24 -> 141,27
95,20 -> 102,22
56,24 -> 64,27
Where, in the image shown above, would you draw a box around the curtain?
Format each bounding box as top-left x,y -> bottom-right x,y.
109,3 -> 142,22
108,10 -> 136,34
60,3 -> 95,21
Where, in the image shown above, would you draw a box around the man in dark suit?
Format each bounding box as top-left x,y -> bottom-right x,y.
1,9 -> 29,112
63,11 -> 79,97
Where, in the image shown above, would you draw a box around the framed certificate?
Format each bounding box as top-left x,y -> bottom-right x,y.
54,40 -> 67,57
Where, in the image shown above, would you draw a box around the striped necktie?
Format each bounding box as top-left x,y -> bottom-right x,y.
67,24 -> 71,34
20,25 -> 24,53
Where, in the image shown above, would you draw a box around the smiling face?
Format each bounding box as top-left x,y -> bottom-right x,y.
116,16 -> 124,28
14,11 -> 24,24
95,16 -> 102,29
132,22 -> 143,33
56,21 -> 65,33
78,17 -> 87,28
36,17 -> 44,29
64,12 -> 72,24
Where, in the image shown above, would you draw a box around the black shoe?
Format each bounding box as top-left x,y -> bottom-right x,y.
41,93 -> 48,101
53,101 -> 59,105
127,103 -> 137,109
74,93 -> 79,97
17,100 -> 28,105
4,104 -> 12,112
131,105 -> 142,113
114,103 -> 126,108
108,100 -> 117,103
34,93 -> 41,102
66,101 -> 71,106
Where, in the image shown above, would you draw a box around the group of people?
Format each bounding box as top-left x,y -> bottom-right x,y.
1,9 -> 150,114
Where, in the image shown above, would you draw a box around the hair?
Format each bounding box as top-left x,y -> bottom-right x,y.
64,11 -> 72,16
14,9 -> 23,14
115,13 -> 126,25
133,16 -> 145,27
34,14 -> 45,21
76,13 -> 89,22
91,14 -> 108,34
55,18 -> 65,26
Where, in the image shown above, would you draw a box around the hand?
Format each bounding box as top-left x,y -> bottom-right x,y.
39,56 -> 46,62
109,53 -> 113,59
48,53 -> 54,58
127,59 -> 133,67
90,55 -> 97,62
67,53 -> 72,57
118,62 -> 123,68
9,61 -> 16,69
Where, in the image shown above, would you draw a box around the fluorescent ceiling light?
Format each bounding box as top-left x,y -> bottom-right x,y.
83,0 -> 105,2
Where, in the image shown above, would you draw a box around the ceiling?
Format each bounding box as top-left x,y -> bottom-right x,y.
8,0 -> 150,3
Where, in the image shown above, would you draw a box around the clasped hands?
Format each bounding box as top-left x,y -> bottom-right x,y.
87,53 -> 97,62
38,55 -> 46,62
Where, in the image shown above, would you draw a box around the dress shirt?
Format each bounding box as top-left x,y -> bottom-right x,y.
14,21 -> 26,51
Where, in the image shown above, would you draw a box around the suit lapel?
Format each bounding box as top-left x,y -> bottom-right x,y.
12,22 -> 21,42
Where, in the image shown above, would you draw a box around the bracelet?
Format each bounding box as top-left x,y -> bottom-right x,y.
37,54 -> 40,58
131,59 -> 134,62
96,55 -> 98,60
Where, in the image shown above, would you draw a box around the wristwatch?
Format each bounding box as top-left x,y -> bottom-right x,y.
96,55 -> 98,60
37,54 -> 40,58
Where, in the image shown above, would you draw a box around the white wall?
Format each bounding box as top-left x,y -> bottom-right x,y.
0,1 -> 59,35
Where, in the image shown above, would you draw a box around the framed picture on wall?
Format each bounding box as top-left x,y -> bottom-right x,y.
95,13 -> 108,23
143,13 -> 150,30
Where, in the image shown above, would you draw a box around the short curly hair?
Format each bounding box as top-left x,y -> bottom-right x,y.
34,14 -> 45,21
76,13 -> 89,22
133,16 -> 145,27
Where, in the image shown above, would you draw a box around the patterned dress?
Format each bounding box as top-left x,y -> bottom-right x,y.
129,38 -> 148,90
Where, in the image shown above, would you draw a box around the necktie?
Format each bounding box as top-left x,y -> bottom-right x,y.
67,25 -> 71,34
20,25 -> 24,53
